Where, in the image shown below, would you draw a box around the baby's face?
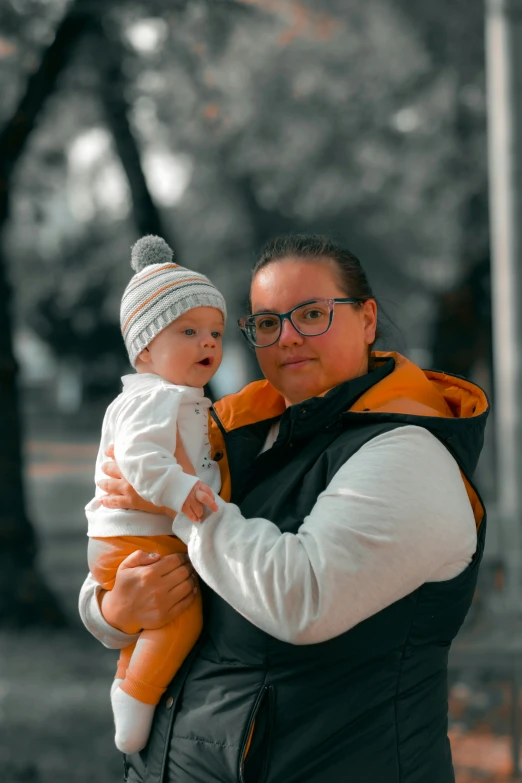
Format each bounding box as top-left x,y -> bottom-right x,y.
137,306 -> 224,387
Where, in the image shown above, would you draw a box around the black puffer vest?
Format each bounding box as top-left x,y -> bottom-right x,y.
127,356 -> 488,783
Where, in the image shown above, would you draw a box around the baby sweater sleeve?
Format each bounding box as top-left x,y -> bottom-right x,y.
114,387 -> 199,512
78,572 -> 139,649
171,426 -> 478,645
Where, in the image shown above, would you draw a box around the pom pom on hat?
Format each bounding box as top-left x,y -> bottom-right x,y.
130,235 -> 173,272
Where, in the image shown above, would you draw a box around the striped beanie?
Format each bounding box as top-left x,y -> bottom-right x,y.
120,235 -> 227,367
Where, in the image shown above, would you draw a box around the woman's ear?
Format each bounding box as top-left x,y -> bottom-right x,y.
362,300 -> 378,345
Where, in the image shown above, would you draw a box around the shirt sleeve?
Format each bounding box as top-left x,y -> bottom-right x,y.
172,425 -> 478,645
78,572 -> 140,649
114,387 -> 199,512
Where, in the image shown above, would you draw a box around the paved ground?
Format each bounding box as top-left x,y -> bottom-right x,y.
4,402 -> 519,782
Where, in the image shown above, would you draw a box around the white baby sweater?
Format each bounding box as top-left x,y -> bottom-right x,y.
85,373 -> 221,537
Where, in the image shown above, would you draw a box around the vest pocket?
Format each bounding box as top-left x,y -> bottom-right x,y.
239,685 -> 275,783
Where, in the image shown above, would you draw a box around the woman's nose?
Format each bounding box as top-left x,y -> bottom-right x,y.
278,317 -> 303,346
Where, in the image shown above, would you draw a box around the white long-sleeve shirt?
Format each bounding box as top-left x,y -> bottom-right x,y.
79,424 -> 477,647
85,373 -> 221,537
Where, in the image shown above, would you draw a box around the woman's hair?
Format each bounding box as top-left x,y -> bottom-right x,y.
251,234 -> 382,368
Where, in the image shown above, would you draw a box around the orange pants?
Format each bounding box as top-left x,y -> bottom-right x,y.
88,535 -> 203,705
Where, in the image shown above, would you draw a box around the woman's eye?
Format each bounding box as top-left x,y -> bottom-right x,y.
258,318 -> 278,330
184,329 -> 196,336
304,309 -> 323,320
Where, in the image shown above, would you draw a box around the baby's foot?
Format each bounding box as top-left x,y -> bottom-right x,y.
111,685 -> 156,754
111,678 -> 123,698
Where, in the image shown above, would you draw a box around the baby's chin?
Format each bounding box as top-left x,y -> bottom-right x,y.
159,365 -> 219,388
192,365 -> 220,388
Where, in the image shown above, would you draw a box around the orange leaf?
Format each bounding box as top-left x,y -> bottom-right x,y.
0,37 -> 16,58
203,104 -> 220,120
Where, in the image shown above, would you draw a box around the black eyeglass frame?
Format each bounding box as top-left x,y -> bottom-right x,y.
237,297 -> 364,348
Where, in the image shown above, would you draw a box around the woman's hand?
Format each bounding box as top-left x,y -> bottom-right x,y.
98,445 -> 171,515
100,549 -> 198,634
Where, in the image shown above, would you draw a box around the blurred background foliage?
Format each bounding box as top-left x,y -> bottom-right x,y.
1,0 -> 490,397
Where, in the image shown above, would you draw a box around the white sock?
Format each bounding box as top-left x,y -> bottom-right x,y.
111,684 -> 156,755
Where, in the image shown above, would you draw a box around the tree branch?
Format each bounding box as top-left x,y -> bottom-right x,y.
93,20 -> 169,244
0,0 -> 102,227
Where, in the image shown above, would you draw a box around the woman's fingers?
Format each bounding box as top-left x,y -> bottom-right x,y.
167,569 -> 197,598
167,590 -> 196,620
140,552 -> 196,590
120,550 -> 161,569
167,572 -> 198,614
105,444 -> 116,459
153,553 -> 193,580
101,459 -> 123,479
98,477 -> 123,493
99,493 -> 132,510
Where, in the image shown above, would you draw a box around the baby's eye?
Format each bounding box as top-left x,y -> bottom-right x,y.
184,329 -> 196,336
211,331 -> 222,339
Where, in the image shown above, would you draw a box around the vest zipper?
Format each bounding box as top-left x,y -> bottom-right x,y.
239,684 -> 273,783
209,405 -> 227,440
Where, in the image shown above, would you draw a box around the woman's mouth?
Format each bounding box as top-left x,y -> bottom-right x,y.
281,357 -> 313,369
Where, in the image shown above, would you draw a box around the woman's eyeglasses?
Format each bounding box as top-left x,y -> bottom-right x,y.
238,298 -> 363,348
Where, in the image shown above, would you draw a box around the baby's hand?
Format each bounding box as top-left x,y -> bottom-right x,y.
182,481 -> 219,522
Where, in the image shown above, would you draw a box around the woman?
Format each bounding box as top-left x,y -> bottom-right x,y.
80,234 -> 488,783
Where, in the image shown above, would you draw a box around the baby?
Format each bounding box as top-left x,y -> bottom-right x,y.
85,235 -> 226,754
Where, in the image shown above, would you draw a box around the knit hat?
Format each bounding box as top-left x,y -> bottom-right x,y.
120,235 -> 227,367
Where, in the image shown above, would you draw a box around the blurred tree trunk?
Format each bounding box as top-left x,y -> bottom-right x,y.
0,0 -> 174,626
93,21 -> 171,248
0,0 -> 98,626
